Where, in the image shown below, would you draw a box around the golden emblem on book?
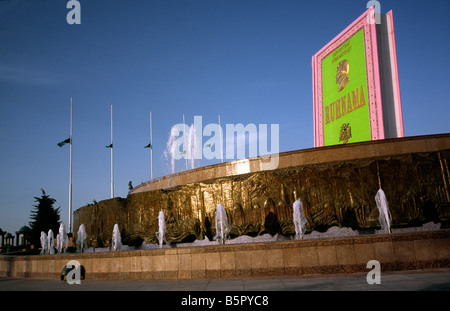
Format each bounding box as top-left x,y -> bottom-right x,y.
339,123 -> 352,144
336,59 -> 350,92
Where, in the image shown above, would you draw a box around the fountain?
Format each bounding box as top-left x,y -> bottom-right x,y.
56,223 -> 68,254
165,126 -> 178,174
293,200 -> 307,240
213,203 -> 231,244
112,223 -> 122,251
47,229 -> 55,255
155,210 -> 167,248
375,189 -> 392,233
188,123 -> 199,170
76,224 -> 87,252
40,231 -> 48,255
73,135 -> 450,251
165,121 -> 199,174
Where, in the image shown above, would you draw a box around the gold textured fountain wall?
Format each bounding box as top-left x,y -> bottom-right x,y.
73,134 -> 450,247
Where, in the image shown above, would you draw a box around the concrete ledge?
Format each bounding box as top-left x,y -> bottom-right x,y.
1,230 -> 449,280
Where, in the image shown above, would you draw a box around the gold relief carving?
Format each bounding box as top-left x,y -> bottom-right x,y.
73,151 -> 450,246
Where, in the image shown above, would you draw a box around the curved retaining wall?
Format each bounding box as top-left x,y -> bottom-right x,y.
73,133 -> 450,246
1,231 -> 449,280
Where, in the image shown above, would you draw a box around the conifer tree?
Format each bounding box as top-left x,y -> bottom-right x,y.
29,189 -> 61,246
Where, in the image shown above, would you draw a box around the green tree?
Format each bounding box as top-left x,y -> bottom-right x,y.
29,189 -> 61,246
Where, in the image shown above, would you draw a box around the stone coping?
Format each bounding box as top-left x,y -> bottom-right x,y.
1,230 -> 449,280
131,133 -> 450,193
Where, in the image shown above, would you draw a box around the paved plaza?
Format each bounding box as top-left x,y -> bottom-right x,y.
1,268 -> 449,291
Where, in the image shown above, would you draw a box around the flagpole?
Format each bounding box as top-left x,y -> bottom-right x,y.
69,97 -> 73,233
183,113 -> 188,170
150,111 -> 153,180
110,105 -> 114,198
218,114 -> 223,163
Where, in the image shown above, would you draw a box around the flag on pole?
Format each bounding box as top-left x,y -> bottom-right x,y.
106,144 -> 113,148
58,138 -> 71,147
149,111 -> 153,180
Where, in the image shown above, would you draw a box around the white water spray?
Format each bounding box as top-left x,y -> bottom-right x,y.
293,200 -> 307,240
112,223 -> 122,251
188,123 -> 198,170
165,121 -> 199,174
213,203 -> 231,244
76,224 -> 87,252
57,223 -> 68,253
156,210 -> 167,248
375,189 -> 392,233
40,231 -> 48,255
47,229 -> 55,255
165,126 -> 178,174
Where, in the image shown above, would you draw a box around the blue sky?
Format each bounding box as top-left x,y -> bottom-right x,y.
0,0 -> 449,235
